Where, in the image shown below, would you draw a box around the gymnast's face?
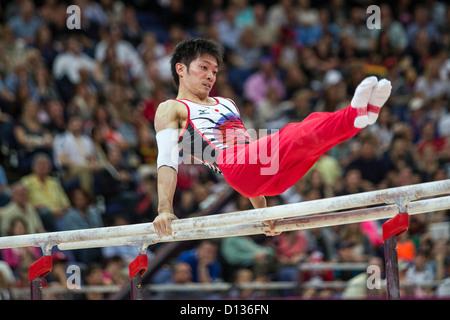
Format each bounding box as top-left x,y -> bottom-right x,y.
176,54 -> 218,99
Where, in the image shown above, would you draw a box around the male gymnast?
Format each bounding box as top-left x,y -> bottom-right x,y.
153,38 -> 391,238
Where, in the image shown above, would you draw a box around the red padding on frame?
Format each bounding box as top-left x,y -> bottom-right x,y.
382,212 -> 410,241
129,254 -> 148,279
29,256 -> 53,282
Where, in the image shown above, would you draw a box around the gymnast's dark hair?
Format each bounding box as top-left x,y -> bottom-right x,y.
170,38 -> 223,87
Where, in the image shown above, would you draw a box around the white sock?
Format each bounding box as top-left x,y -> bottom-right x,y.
367,79 -> 392,125
351,76 -> 378,128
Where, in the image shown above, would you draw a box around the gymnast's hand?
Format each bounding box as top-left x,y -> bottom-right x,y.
153,211 -> 178,238
263,220 -> 281,236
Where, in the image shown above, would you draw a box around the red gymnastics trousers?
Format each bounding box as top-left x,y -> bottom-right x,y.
217,105 -> 360,198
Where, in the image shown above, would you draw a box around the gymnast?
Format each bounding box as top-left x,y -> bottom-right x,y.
153,38 -> 391,238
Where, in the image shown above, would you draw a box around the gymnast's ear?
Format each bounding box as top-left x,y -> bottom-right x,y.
176,62 -> 186,78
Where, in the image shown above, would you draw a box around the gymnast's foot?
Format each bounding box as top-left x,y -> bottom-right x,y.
367,79 -> 392,125
351,76 -> 378,128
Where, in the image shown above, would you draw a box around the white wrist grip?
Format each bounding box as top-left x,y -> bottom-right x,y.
156,128 -> 180,172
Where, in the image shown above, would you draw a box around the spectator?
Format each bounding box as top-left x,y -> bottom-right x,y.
32,24 -> 60,69
416,121 -> 447,160
243,56 -> 285,105
405,249 -> 435,286
77,263 -> 109,300
370,4 -> 409,54
339,6 -> 375,56
267,0 -> 292,28
44,99 -> 66,136
333,241 -> 362,281
338,223 -> 376,262
4,61 -> 40,106
345,136 -> 387,187
21,153 -> 70,232
229,268 -> 270,299
95,145 -> 138,215
94,24 -> 145,81
34,63 -> 61,103
52,35 -> 97,86
1,217 -> 42,273
0,182 -> 45,236
62,187 -> 103,231
274,230 -> 308,294
221,235 -> 275,279
154,262 -> 206,300
246,3 -> 279,49
12,99 -> 53,172
54,115 -> 98,195
216,4 -> 242,51
177,240 -> 222,283
406,4 -> 441,46
414,59 -> 448,101
7,0 -> 42,43
134,172 -> 158,223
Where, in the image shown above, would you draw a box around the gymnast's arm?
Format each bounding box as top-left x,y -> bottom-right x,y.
153,101 -> 182,238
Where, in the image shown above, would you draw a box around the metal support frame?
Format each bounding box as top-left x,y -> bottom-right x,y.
129,243 -> 149,300
382,198 -> 411,300
29,244 -> 53,300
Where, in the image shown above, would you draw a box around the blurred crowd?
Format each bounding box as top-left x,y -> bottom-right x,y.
0,0 -> 449,300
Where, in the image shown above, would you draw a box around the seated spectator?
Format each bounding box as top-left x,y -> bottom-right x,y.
43,99 -> 66,136
177,240 -> 222,283
34,63 -> 61,104
4,62 -> 40,107
0,182 -> 45,236
338,223 -> 376,262
154,262 -> 206,300
21,153 -> 70,231
7,0 -> 42,43
84,105 -> 127,150
416,121 -> 447,160
304,227 -> 339,261
62,187 -> 103,231
95,145 -> 138,215
13,99 -> 53,172
1,217 -> 42,273
345,136 -> 387,187
274,230 -> 308,279
76,263 -> 109,300
229,268 -> 270,299
134,171 -> 158,223
333,241 -> 364,281
52,35 -> 98,101
54,115 -> 98,195
274,230 -> 308,295
32,24 -> 60,69
405,249 -> 435,286
90,125 -> 109,171
94,23 -> 145,81
243,56 -> 285,105
221,235 -> 275,279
